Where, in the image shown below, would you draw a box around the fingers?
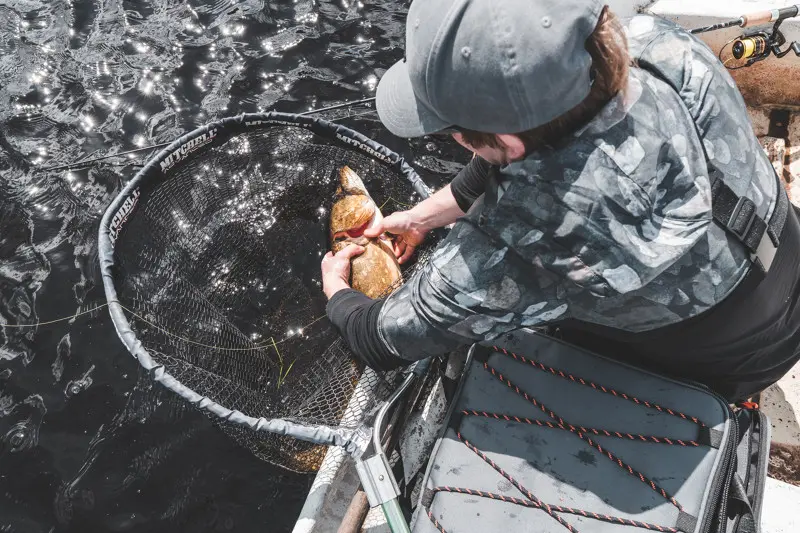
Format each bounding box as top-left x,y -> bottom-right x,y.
362,220 -> 385,238
368,212 -> 408,237
335,243 -> 365,259
404,230 -> 426,248
320,251 -> 334,272
398,243 -> 416,264
393,238 -> 406,258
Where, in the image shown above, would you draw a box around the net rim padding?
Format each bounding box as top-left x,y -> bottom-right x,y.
98,111 -> 433,456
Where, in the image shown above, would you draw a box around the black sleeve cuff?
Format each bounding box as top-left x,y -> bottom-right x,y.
450,156 -> 492,213
326,289 -> 408,371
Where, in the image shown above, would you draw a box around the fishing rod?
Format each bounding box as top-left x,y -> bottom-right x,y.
35,97 -> 377,172
36,143 -> 172,172
691,4 -> 800,69
690,4 -> 800,34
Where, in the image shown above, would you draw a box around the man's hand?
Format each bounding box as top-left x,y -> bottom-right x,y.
321,244 -> 365,299
364,211 -> 428,265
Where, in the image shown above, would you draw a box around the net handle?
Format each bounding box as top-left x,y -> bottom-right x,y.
98,112 -> 432,453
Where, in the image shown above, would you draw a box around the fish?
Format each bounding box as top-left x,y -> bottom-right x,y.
329,166 -> 402,299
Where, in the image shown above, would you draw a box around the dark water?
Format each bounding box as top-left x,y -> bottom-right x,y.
0,1 -> 466,531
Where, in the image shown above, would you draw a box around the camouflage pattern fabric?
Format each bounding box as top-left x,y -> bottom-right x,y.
377,15 -> 780,362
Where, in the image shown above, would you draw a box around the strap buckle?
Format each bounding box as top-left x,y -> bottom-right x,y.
753,230 -> 778,273
728,197 -> 757,241
726,197 -> 777,273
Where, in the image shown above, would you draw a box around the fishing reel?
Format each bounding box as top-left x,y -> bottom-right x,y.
731,32 -> 772,64
724,19 -> 800,69
692,4 -> 800,70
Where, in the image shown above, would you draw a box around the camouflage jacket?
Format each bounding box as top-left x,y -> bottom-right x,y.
376,15 -> 781,362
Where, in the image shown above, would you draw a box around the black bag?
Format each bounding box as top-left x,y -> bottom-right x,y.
413,330 -> 770,533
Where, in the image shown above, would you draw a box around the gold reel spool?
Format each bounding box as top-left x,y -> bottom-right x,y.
732,35 -> 769,60
719,32 -> 771,69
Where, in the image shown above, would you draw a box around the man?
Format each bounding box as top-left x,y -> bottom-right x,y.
320,0 -> 800,402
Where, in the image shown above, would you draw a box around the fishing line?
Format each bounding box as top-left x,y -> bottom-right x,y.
379,197 -> 413,210
117,305 -> 328,351
2,302 -> 330,351
1,303 -> 111,327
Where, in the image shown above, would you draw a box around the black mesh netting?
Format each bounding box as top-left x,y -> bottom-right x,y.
110,122 -> 439,473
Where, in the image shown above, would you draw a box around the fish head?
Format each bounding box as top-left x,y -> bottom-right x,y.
330,194 -> 375,241
330,166 -> 381,242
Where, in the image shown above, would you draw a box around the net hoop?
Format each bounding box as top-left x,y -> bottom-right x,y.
98,112 -> 431,456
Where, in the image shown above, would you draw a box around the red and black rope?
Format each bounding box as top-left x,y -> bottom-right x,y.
430,487 -> 680,532
423,347 -> 705,532
457,431 -> 580,533
484,363 -> 684,511
426,509 -> 446,533
492,346 -> 707,428
461,410 -> 700,447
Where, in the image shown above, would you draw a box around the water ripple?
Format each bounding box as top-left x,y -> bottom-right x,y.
0,0 -> 468,530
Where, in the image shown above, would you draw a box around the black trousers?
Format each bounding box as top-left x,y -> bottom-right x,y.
557,205 -> 800,403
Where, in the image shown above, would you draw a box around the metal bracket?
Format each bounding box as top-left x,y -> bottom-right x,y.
355,452 -> 401,507
351,368 -> 424,533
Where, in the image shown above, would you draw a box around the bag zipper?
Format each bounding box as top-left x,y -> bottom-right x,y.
730,410 -> 752,533
749,411 -> 769,525
699,396 -> 738,533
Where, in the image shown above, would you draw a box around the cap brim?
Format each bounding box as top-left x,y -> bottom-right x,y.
376,60 -> 452,138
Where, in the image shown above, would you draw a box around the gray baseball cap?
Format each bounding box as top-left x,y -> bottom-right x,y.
376,0 -> 604,138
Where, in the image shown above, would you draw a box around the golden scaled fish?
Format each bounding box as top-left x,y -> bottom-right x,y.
329,166 -> 402,299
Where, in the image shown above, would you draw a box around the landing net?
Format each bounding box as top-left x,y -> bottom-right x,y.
98,113 -> 439,472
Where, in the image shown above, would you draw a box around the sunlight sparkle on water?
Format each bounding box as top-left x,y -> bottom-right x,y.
363,74 -> 377,92
296,12 -> 318,24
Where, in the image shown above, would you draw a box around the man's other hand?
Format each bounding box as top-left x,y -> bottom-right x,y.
321,244 -> 365,299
